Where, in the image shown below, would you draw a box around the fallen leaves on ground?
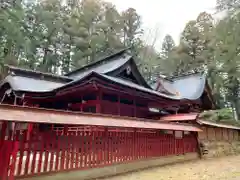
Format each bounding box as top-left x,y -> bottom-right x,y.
103,155 -> 240,180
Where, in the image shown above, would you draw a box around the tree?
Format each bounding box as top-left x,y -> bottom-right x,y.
0,0 -> 144,75
161,12 -> 215,75
161,34 -> 175,59
121,8 -> 143,47
216,0 -> 240,11
0,0 -> 26,71
214,14 -> 240,119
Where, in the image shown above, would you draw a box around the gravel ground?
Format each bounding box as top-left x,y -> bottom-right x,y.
103,155 -> 240,180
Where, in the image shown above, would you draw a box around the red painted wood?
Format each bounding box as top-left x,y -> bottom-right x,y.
74,132 -> 79,169
65,134 -> 70,170
37,135 -> 44,173
43,139 -> 49,172
83,131 -> 87,168
30,136 -> 37,174
0,122 -> 7,179
89,130 -> 93,168
79,131 -> 83,169
60,136 -> 65,171
49,136 -> 55,172
1,141 -> 14,180
2,122 -> 198,179
24,132 -> 32,175
8,141 -> 18,180
70,134 -> 74,169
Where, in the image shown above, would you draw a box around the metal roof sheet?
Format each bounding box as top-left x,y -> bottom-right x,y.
1,71 -> 187,101
100,74 -> 182,100
0,104 -> 202,131
2,75 -> 65,92
155,73 -> 206,100
66,48 -> 129,76
68,54 -> 132,80
56,71 -> 182,100
5,65 -> 72,82
160,113 -> 199,121
197,120 -> 240,130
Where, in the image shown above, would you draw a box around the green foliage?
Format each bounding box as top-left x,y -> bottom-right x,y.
158,9 -> 240,120
200,108 -> 234,121
0,0 -> 147,75
0,0 -> 239,118
161,34 -> 175,59
199,108 -> 240,126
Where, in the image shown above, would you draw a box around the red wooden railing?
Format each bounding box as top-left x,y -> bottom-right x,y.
0,123 -> 197,180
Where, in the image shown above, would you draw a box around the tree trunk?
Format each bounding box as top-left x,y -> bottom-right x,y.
232,101 -> 239,121
235,100 -> 240,120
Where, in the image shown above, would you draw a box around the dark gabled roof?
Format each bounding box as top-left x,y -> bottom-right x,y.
66,48 -> 129,77
68,52 -> 132,79
65,48 -> 150,88
0,51 -> 212,103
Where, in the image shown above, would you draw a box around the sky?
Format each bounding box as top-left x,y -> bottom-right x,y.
106,0 -> 217,50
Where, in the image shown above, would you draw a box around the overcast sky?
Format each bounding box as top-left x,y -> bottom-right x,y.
106,0 -> 217,50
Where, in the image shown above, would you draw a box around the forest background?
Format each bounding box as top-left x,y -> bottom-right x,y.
0,0 -> 239,120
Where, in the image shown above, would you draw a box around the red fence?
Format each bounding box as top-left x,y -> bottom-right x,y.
0,122 -> 197,180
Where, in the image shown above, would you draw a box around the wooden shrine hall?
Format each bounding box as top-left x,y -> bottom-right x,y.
0,49 -> 214,116
0,49 -> 215,180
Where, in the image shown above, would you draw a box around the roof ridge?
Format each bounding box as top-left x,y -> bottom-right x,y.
167,71 -> 205,80
65,48 -> 130,76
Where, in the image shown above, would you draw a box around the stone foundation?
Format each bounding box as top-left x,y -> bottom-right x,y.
201,140 -> 240,158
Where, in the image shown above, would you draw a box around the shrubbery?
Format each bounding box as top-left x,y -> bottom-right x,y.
199,108 -> 240,127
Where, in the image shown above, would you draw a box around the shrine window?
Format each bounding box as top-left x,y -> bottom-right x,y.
136,101 -> 147,108
102,93 -> 118,102
83,94 -> 96,101
120,97 -> 133,105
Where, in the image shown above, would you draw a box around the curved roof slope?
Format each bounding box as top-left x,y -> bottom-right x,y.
1,75 -> 65,92
155,73 -> 206,100
5,65 -> 72,83
1,65 -> 71,92
0,51 -> 206,102
54,71 -> 182,100
69,53 -> 132,80
66,49 -> 128,77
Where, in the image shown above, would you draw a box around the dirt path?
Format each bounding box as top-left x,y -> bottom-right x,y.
103,156 -> 240,180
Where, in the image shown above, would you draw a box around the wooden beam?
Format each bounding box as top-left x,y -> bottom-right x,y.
96,89 -> 102,113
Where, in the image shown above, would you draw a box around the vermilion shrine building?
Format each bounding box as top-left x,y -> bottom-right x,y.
0,49 -> 231,180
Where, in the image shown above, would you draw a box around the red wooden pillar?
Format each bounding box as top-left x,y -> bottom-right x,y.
0,122 -> 20,180
79,130 -> 84,169
0,122 -> 8,180
133,97 -> 137,117
26,123 -> 33,144
96,90 -> 102,113
0,122 -> 7,147
117,95 -> 120,116
80,95 -> 83,112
